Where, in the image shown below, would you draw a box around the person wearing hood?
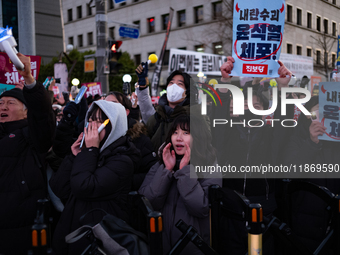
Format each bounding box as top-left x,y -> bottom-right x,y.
105,91 -> 158,190
135,64 -> 197,152
50,100 -> 140,254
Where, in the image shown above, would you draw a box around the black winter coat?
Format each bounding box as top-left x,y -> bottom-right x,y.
50,136 -> 141,255
0,82 -> 55,255
127,117 -> 158,190
283,116 -> 340,251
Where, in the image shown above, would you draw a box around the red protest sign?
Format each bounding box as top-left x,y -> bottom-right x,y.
82,82 -> 102,98
0,52 -> 41,84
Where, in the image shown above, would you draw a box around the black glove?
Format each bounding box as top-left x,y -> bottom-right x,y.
63,101 -> 79,123
135,62 -> 149,86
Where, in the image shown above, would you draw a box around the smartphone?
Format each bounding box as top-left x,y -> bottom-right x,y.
43,76 -> 53,89
79,122 -> 89,149
74,86 -> 87,104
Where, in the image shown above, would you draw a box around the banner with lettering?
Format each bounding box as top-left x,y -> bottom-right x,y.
82,82 -> 102,98
168,49 -> 228,76
319,82 -> 340,142
0,83 -> 15,94
230,0 -> 285,77
0,52 -> 41,84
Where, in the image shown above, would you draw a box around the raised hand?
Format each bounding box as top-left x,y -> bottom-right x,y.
179,143 -> 191,169
309,121 -> 326,144
17,53 -> 35,85
85,122 -> 100,148
276,60 -> 292,89
135,62 -> 149,86
71,132 -> 84,156
220,56 -> 235,82
162,143 -> 176,171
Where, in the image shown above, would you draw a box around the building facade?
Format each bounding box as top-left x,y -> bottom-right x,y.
62,0 -> 340,83
1,0 -> 63,64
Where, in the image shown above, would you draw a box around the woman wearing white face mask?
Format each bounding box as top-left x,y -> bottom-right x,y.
135,68 -> 198,152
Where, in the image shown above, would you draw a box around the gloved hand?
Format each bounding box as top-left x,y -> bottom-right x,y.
63,101 -> 79,123
135,62 -> 149,86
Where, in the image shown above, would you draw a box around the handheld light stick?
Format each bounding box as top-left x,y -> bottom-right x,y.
247,203 -> 264,255
142,54 -> 158,69
0,27 -> 24,71
98,119 -> 110,133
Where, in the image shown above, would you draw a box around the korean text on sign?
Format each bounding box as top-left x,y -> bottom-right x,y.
231,0 -> 285,77
319,82 -> 340,142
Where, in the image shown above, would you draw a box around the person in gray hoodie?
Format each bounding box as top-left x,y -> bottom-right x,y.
139,115 -> 222,255
50,100 -> 140,255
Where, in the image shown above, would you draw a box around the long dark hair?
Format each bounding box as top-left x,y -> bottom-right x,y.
159,114 -> 216,167
87,104 -> 112,148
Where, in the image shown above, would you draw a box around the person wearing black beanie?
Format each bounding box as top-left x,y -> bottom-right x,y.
0,53 -> 55,254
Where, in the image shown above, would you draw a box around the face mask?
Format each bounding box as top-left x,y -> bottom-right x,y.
167,84 -> 185,103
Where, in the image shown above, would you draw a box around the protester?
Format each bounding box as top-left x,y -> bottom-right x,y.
212,56 -> 294,254
283,96 -> 340,251
50,100 -> 140,254
135,63 -> 199,152
0,53 -> 55,254
105,91 -> 158,190
139,114 -> 221,255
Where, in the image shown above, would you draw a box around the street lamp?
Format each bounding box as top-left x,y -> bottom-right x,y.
122,74 -> 132,96
71,78 -> 80,86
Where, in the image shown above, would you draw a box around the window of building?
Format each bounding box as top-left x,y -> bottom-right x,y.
109,27 -> 115,40
87,32 -> 93,46
164,50 -> 170,65
178,10 -> 186,27
332,53 -> 336,68
77,6 -> 82,19
108,0 -> 114,9
307,12 -> 312,29
324,19 -> 328,34
162,14 -> 169,30
78,34 -> 83,48
287,43 -> 293,54
317,16 -> 321,32
87,4 -> 92,16
195,44 -> 205,53
297,8 -> 302,25
133,20 -> 140,29
333,0 -> 336,4
68,37 -> 73,46
148,17 -> 155,33
307,48 -> 312,57
134,0 -> 139,2
134,54 -> 141,65
178,47 -> 187,50
212,1 -> 222,20
296,45 -> 302,55
316,50 -> 321,64
68,9 -> 73,22
213,42 -> 224,55
333,22 -> 337,36
194,6 -> 204,24
120,2 -> 126,6
287,5 -> 292,22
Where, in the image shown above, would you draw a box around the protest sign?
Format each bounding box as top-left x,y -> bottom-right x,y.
231,0 -> 285,77
82,82 -> 102,98
0,52 -> 41,84
168,48 -> 227,76
0,83 -> 15,94
319,82 -> 340,142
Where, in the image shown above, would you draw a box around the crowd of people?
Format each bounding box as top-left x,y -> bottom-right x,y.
0,52 -> 338,255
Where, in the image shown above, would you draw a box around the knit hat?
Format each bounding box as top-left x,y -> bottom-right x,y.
0,88 -> 27,106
